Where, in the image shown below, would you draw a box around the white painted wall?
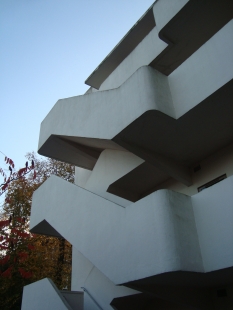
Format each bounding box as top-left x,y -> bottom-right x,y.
88,0 -> 189,91
75,167 -> 92,188
83,294 -> 99,310
192,176 -> 233,272
61,291 -> 84,310
161,142 -> 233,196
39,20 -> 233,158
99,27 -> 167,91
99,18 -> 233,119
71,247 -> 138,310
31,174 -> 233,284
169,19 -> 233,118
38,66 -> 175,152
153,0 -> 189,33
83,149 -> 144,206
31,176 -> 205,285
21,278 -> 72,310
27,2 -> 233,308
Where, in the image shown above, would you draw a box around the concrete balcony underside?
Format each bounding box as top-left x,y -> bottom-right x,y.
39,77 -> 233,201
30,175 -> 233,286
111,272 -> 233,310
111,80 -> 233,200
86,0 -> 233,89
38,18 -> 233,199
150,0 -> 233,76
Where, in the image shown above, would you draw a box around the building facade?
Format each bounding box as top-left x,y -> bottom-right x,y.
22,0 -> 233,309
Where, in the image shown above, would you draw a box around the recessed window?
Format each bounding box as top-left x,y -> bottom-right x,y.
198,174 -> 227,192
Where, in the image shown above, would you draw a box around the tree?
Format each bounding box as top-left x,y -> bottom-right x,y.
0,152 -> 36,197
0,152 -> 74,310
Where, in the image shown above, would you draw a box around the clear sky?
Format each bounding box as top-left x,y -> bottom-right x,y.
0,0 -> 155,170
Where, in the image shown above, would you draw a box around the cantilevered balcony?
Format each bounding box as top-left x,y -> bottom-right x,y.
38,20 -> 233,201
30,174 -> 233,286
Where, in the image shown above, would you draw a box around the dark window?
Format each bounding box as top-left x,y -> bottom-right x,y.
198,174 -> 227,192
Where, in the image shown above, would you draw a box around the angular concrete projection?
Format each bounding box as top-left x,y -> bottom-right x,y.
86,0 -> 233,89
151,0 -> 233,75
30,175 -> 203,285
71,247 -> 139,310
30,175 -> 233,286
85,3 -> 157,89
192,176 -> 233,273
38,21 -> 233,196
38,66 -> 175,165
21,278 -> 74,310
39,20 -> 233,161
61,291 -> 84,310
83,149 -> 144,206
27,1 -> 233,308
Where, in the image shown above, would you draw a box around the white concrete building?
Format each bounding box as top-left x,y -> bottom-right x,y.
22,1 -> 233,309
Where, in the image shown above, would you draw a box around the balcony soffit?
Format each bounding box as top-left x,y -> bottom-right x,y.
151,0 -> 233,75
85,3 -> 156,89
85,0 -> 233,89
109,79 -> 233,200
112,267 -> 233,308
38,80 -> 233,200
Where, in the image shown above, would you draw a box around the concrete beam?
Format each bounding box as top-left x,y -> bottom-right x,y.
115,137 -> 192,186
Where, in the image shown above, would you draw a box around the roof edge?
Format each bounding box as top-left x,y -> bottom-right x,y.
85,1 -> 156,89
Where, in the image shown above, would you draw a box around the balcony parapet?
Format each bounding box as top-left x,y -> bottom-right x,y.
21,278 -> 80,310
31,175 -> 200,284
31,175 -> 233,285
38,21 -> 233,194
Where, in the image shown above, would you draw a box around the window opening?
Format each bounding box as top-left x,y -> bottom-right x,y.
198,174 -> 227,192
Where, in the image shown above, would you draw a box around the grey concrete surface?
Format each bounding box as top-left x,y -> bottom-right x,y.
21,278 -> 72,310
30,175 -> 233,285
61,291 -> 84,310
31,175 -> 202,284
71,247 -> 139,310
192,176 -> 233,272
38,21 -> 233,174
25,1 -> 233,308
153,0 -> 189,33
83,149 -> 144,206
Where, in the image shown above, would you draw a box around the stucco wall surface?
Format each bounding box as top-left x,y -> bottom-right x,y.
88,0 -> 189,91
39,20 -> 233,157
153,0 -> 189,33
99,26 -> 167,91
61,291 -> 84,310
159,142 -> 233,196
169,19 -> 233,118
38,66 -> 174,152
21,278 -> 72,310
192,176 -> 233,272
83,149 -> 144,206
31,175 -> 204,284
71,247 -> 138,310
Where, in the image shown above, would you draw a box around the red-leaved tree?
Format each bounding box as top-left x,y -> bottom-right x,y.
0,152 -> 73,310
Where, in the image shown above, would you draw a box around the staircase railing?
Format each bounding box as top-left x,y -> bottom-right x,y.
81,287 -> 103,310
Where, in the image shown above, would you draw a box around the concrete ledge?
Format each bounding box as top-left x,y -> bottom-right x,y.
38,19 -> 233,171
31,175 -> 203,284
21,278 -> 73,310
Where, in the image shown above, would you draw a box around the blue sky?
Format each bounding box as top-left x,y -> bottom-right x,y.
0,0 -> 155,170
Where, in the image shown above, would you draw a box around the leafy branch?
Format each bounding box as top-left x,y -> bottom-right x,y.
0,155 -> 36,197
